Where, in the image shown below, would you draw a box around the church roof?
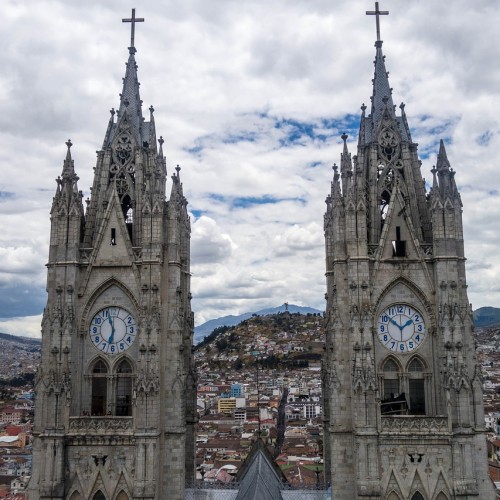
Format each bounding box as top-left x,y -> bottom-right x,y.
235,440 -> 286,500
103,45 -> 154,149
117,48 -> 144,140
371,41 -> 395,124
360,40 -> 409,145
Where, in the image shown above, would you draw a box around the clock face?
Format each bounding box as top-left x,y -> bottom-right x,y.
377,304 -> 426,353
89,307 -> 137,355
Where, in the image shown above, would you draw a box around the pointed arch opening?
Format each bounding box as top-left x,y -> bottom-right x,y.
121,193 -> 133,241
410,492 -> 425,500
387,492 -> 401,500
380,357 -> 407,415
115,491 -> 130,500
407,357 -> 426,415
93,491 -> 106,500
115,359 -> 133,416
91,359 -> 109,416
435,492 -> 449,500
69,492 -> 83,500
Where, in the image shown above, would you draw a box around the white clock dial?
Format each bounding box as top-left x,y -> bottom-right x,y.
89,307 -> 137,355
377,304 -> 426,353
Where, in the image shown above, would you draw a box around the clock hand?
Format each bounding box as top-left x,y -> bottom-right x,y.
401,319 -> 413,329
389,318 -> 401,330
108,316 -> 115,343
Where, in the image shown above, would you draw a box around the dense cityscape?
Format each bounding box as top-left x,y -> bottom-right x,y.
1,311 -> 500,496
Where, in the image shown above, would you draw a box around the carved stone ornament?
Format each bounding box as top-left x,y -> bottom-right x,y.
135,369 -> 160,395
68,416 -> 133,434
378,127 -> 401,162
113,132 -> 133,167
381,416 -> 449,435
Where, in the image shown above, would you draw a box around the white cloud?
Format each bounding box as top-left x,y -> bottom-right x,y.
191,216 -> 234,264
273,223 -> 323,256
0,315 -> 42,339
1,0 -> 500,336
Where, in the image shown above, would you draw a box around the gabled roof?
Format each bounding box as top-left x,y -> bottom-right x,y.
235,440 -> 287,500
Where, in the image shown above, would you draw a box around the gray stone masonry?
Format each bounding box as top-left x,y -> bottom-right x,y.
27,42 -> 195,500
323,39 -> 495,500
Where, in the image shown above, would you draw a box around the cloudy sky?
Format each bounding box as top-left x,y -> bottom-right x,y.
1,0 -> 499,337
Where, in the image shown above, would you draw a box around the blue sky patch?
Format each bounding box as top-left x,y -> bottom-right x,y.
233,195 -> 305,208
208,193 -> 226,203
309,161 -> 322,168
275,118 -> 317,146
191,209 -> 205,218
205,193 -> 306,209
477,131 -> 493,146
0,191 -> 15,200
222,132 -> 257,144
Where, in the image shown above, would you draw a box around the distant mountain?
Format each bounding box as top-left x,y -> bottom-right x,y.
0,331 -> 41,346
473,307 -> 500,328
194,304 -> 323,343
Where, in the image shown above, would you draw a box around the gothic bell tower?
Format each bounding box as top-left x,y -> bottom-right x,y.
28,10 -> 196,500
323,4 -> 494,499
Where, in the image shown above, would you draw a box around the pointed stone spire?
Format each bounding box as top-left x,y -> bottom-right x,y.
358,103 -> 367,146
148,105 -> 157,152
431,166 -> 438,191
340,133 -> 352,195
158,136 -> 165,158
436,140 -> 452,196
102,108 -> 116,148
170,165 -> 182,200
399,102 -> 412,142
117,47 -> 144,142
60,140 -> 80,200
52,140 -> 83,220
62,139 -> 74,177
370,42 -> 395,125
436,139 -> 450,172
331,163 -> 341,201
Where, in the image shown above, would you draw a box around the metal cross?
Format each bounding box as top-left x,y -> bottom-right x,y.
366,2 -> 389,42
122,8 -> 144,48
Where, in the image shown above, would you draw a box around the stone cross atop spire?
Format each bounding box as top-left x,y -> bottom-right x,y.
366,1 -> 389,44
122,8 -> 144,53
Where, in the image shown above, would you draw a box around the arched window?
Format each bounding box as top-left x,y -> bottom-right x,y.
69,492 -> 83,500
410,492 -> 424,500
409,358 -> 424,372
383,358 -> 400,399
435,493 -> 448,500
116,359 -> 133,416
91,360 -> 108,416
121,193 -> 133,241
384,359 -> 399,372
381,358 -> 406,415
116,491 -> 129,500
407,358 -> 425,415
93,491 -> 106,500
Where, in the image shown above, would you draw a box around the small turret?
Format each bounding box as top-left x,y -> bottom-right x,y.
49,140 -> 84,258
340,132 -> 352,195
